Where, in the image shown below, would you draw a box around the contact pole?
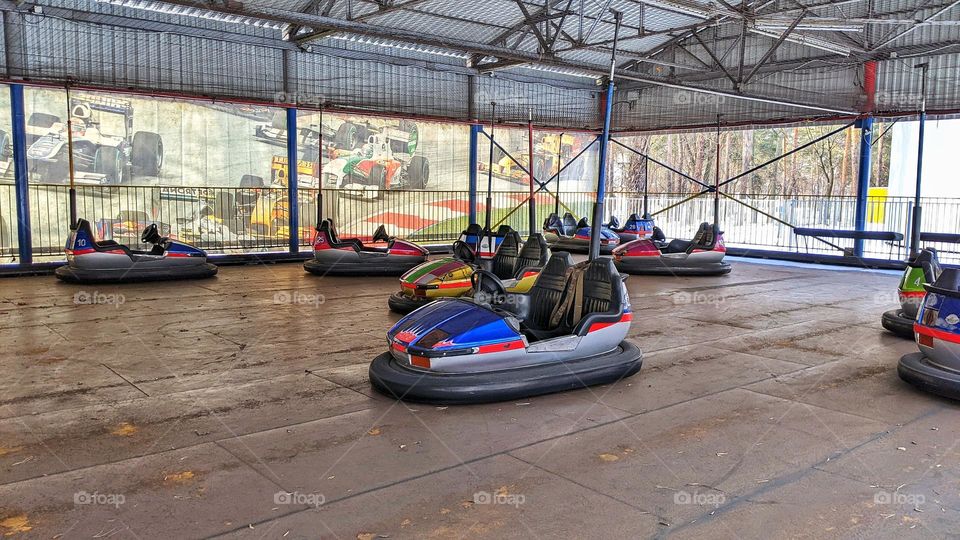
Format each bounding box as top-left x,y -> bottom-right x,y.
485,102 -> 496,236
714,114 -> 720,232
642,155 -> 649,217
589,10 -> 621,261
316,105 -> 323,228
554,132 -> 563,217
910,63 -> 928,258
65,86 -> 78,227
527,110 -> 536,235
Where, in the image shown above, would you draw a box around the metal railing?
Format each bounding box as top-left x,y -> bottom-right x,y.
3,184 -> 960,265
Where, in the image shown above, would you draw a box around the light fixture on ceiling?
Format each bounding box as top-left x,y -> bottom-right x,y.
754,19 -> 864,32
638,0 -> 716,19
94,0 -> 284,28
327,34 -> 469,60
749,28 -> 852,56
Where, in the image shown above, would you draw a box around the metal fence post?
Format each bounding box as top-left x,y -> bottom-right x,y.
286,107 -> 298,253
10,84 -> 31,264
468,124 -> 480,225
853,117 -> 873,257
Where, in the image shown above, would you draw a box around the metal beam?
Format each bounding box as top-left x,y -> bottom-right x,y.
743,12 -> 807,84
296,0 -> 435,44
514,0 -> 554,54
872,0 -> 960,50
629,38 -> 960,89
692,33 -> 738,87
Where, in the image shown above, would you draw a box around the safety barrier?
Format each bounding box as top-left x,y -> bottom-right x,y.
2,184 -> 960,265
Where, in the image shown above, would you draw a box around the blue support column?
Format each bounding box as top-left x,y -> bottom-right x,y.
286,107 -> 299,253
589,79 -> 615,261
468,124 -> 480,225
10,84 -> 31,264
853,116 -> 873,258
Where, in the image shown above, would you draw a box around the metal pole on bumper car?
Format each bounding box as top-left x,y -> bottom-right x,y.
714,114 -> 720,234
909,62 -> 928,258
484,102 -> 496,237
65,86 -> 78,228
528,109 -> 536,235
554,133 -> 563,218
468,124 -> 480,225
589,9 -> 621,261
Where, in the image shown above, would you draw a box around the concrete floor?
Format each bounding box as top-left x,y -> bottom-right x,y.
0,259 -> 957,539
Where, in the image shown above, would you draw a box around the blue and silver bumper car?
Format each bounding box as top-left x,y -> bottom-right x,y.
543,212 -> 620,254
369,253 -> 643,404
899,268 -> 960,400
55,218 -> 217,283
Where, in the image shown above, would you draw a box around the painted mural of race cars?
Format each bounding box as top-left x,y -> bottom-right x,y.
26,96 -> 164,185
254,114 -> 368,158
478,133 -> 577,186
270,156 -> 322,190
323,122 -> 429,198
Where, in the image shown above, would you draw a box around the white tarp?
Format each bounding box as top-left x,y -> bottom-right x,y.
888,117 -> 960,197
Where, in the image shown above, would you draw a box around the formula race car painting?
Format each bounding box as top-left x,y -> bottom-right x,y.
324,121 -> 430,198
26,96 -> 164,184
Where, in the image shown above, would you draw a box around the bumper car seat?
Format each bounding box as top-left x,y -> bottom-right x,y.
490,230 -> 521,279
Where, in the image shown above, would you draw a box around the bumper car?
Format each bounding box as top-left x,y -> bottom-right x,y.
370,253 -> 643,404
898,268 -> 960,400
387,229 -> 548,314
304,219 -> 428,277
543,212 -> 620,254
55,219 -> 217,283
606,214 -> 659,243
882,248 -> 941,338
613,222 -> 731,276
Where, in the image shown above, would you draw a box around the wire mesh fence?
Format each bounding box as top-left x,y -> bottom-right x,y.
7,184 -> 960,265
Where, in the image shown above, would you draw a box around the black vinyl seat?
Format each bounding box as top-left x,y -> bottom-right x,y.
927,268 -> 960,298
525,256 -> 626,340
372,224 -> 391,243
514,233 -> 549,276
663,222 -> 718,254
523,253 -> 574,337
561,213 -> 578,236
319,219 -> 363,251
463,223 -> 484,237
575,217 -> 588,229
490,231 -> 520,279
74,219 -> 134,255
652,226 -> 666,243
911,249 -> 942,283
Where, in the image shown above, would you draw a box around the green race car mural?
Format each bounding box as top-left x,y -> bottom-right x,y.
323,122 -> 429,198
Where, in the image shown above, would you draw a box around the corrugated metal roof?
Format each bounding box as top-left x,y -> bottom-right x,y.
16,0 -> 960,130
